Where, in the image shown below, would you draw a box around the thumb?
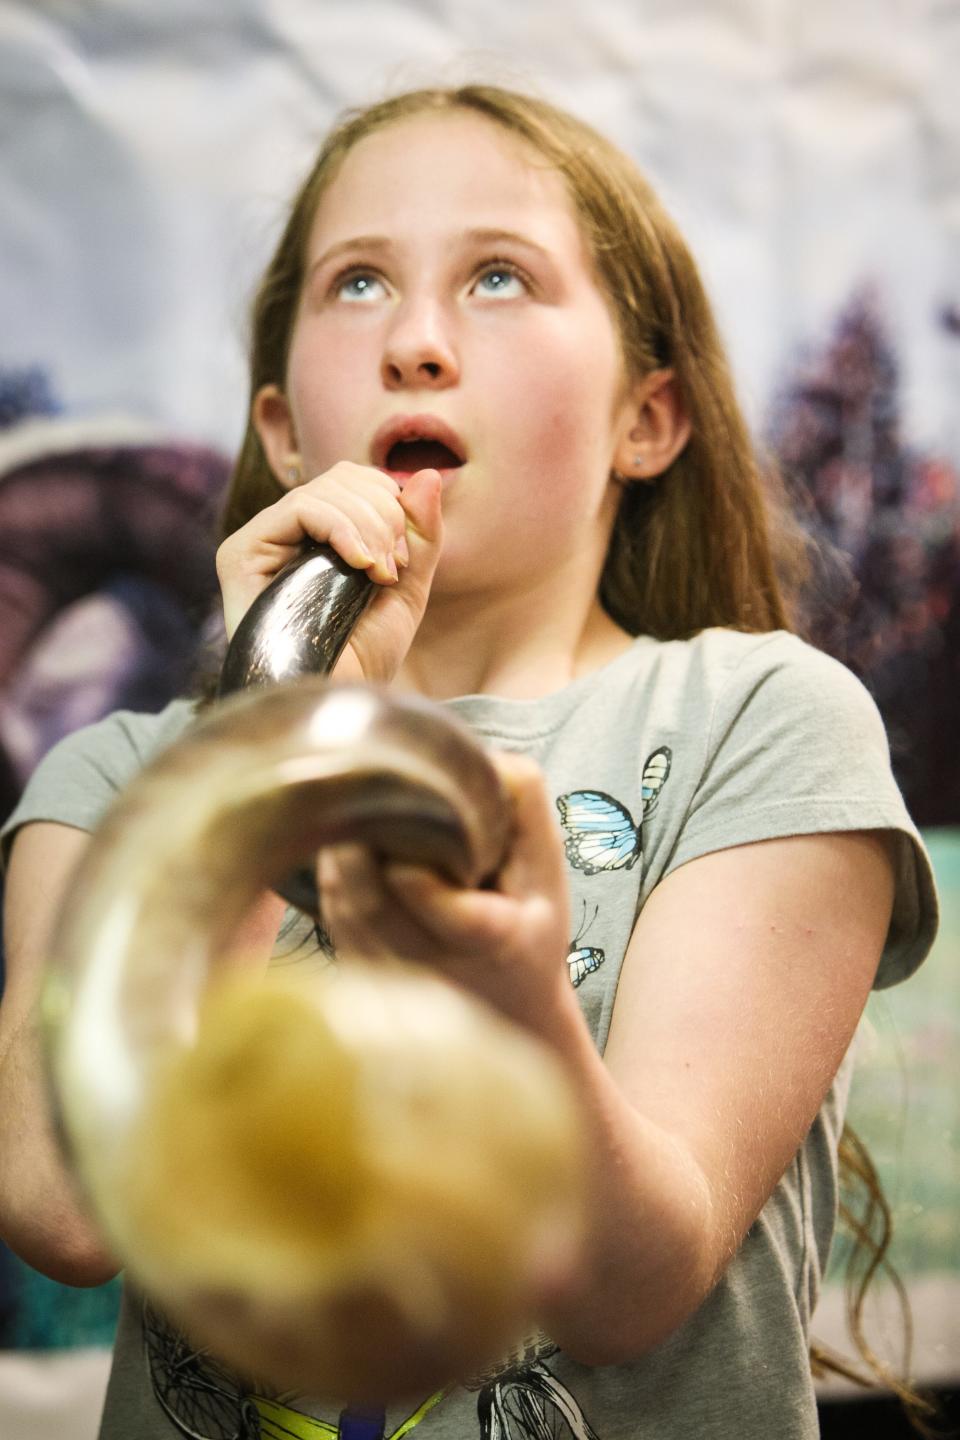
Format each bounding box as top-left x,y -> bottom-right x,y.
333,468 -> 443,684
393,465 -> 444,616
400,467 -> 444,554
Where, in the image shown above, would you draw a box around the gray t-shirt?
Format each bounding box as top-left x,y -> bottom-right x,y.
2,628 -> 938,1440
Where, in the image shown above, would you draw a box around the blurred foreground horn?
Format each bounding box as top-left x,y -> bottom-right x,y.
43,545 -> 587,1401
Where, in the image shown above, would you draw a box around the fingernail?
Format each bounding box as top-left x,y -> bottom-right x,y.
385,554 -> 399,582
395,534 -> 410,568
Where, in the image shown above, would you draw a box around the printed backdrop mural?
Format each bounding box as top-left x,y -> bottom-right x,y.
1,1 -> 958,1435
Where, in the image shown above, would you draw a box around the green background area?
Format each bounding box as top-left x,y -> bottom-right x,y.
827,827 -> 960,1282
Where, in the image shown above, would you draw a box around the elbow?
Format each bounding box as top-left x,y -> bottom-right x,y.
560,1255 -> 721,1367
39,1241 -> 121,1290
552,1154 -> 726,1366
1,1207 -> 121,1289
560,1277 -> 717,1368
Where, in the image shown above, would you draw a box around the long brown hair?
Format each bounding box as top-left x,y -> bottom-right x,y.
221,83 -> 810,639
221,84 -> 931,1420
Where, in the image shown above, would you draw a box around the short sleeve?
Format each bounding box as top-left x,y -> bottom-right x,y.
665,634 -> 938,989
1,699 -> 197,870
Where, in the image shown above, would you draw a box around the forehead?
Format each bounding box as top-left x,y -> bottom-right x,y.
309,110 -> 589,258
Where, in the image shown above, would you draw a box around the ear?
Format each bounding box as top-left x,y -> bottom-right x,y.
251,383 -> 303,489
612,368 -> 691,483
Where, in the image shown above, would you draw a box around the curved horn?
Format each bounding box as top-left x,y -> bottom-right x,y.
218,541 -> 375,696
43,544 -> 586,1401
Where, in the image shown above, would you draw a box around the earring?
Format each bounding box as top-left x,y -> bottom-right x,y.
285,460 -> 301,484
633,453 -> 646,470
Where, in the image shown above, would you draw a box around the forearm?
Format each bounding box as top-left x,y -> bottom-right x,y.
536,984 -> 722,1364
0,1008 -> 119,1286
339,758 -> 730,1364
0,881 -> 286,1287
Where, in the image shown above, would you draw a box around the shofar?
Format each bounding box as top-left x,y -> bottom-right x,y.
43,545 -> 586,1401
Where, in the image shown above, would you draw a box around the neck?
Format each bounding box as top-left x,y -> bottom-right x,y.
396,557 -> 634,702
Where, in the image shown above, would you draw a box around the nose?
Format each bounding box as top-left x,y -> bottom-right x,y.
381,295 -> 459,391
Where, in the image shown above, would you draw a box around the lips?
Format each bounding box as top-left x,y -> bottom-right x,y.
372,415 -> 468,474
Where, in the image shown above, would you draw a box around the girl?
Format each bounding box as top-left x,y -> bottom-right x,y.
0,84 -> 937,1440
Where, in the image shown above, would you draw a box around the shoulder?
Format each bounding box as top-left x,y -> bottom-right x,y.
1,697 -> 198,863
652,630 -> 937,990
700,625 -> 869,692
661,625 -> 878,706
661,627 -> 897,836
36,696 -> 198,778
621,628 -> 887,770
694,628 -> 888,748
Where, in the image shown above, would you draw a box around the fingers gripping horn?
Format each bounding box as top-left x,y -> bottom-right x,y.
42,544 -> 586,1401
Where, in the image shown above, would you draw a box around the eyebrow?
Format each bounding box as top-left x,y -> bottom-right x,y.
308,227 -> 554,275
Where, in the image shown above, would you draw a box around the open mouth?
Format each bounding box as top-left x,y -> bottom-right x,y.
384,438 -> 465,473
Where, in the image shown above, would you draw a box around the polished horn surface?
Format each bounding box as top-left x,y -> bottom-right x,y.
218,541 -> 374,696
219,540 -> 373,913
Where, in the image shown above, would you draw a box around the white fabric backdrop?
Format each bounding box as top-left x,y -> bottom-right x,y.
1,0 -> 958,456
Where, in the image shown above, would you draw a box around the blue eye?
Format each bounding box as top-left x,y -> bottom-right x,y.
334,271 -> 385,302
475,264 -> 526,298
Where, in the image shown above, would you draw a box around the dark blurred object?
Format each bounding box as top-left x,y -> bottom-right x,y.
771,289 -> 960,827
0,436 -> 231,823
819,1388 -> 959,1438
0,1244 -> 17,1349
0,365 -> 62,430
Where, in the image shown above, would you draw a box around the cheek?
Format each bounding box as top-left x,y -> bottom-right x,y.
286,321 -> 375,461
500,346 -> 619,487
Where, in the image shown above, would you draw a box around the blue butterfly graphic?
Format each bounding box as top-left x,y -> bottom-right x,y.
556,746 -> 672,876
568,946 -> 604,988
566,902 -> 604,988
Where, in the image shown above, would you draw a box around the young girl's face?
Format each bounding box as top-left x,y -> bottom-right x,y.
276,110 -> 635,594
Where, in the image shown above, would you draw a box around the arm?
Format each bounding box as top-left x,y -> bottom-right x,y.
547,825 -> 894,1360
0,821 -> 289,1286
321,757 -> 895,1364
0,460 -> 440,1288
0,821 -> 118,1285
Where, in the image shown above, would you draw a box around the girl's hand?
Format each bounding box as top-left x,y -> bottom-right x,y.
317,753 -> 576,1043
215,462 -> 443,684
